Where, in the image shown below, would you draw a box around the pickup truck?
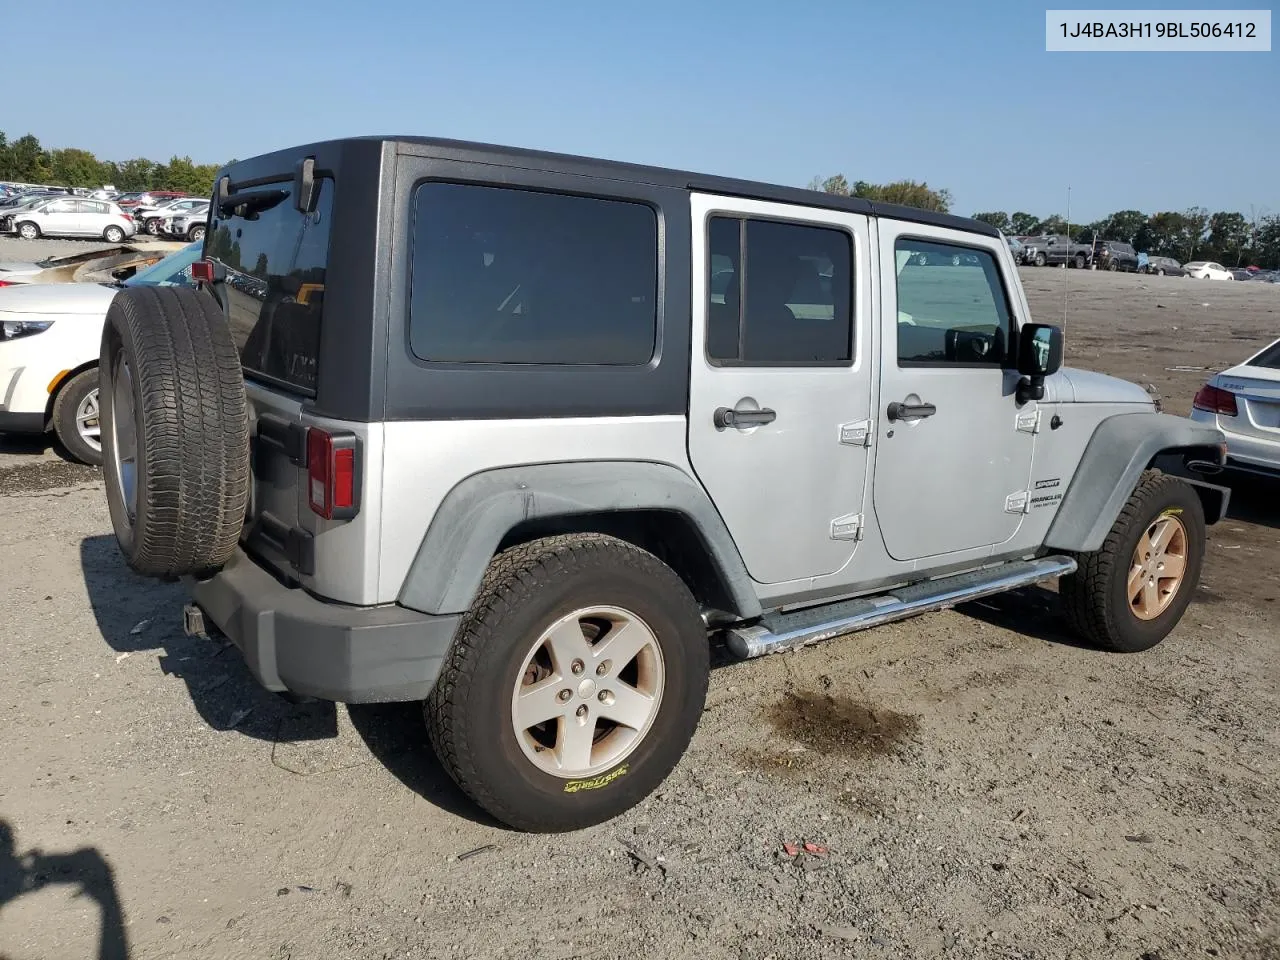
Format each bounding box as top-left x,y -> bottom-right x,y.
1022,234 -> 1092,268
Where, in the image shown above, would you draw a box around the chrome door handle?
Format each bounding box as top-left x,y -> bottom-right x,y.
886,401 -> 937,421
714,407 -> 777,429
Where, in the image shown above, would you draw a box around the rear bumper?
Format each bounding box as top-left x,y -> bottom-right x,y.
186,548 -> 460,704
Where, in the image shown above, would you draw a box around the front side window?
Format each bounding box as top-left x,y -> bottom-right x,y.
894,238 -> 1013,367
409,183 -> 658,366
706,216 -> 853,365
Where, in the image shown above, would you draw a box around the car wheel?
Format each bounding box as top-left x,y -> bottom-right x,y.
426,533 -> 710,832
1157,268 -> 1165,276
145,218 -> 161,235
17,221 -> 39,240
1107,261 -> 1118,271
188,225 -> 206,242
1034,253 -> 1046,267
1074,254 -> 1086,269
51,369 -> 103,466
103,225 -> 125,243
1059,471 -> 1205,653
99,286 -> 249,578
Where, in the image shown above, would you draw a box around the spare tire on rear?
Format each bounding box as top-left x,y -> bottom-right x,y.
99,286 -> 249,578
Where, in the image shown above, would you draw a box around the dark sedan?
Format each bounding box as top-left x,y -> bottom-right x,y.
1141,256 -> 1186,277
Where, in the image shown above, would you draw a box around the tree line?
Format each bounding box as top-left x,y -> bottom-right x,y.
0,131 -> 223,197
812,172 -> 1280,269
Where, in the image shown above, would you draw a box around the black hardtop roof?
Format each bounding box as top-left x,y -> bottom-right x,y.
220,135 -> 1000,240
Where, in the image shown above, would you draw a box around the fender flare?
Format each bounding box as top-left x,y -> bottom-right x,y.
397,460 -> 762,619
1044,412 -> 1228,553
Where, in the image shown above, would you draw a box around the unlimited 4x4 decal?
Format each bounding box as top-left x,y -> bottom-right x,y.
563,765 -> 629,794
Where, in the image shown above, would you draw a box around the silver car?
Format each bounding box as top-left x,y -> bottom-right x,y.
137,198 -> 208,236
0,197 -> 137,242
160,202 -> 211,241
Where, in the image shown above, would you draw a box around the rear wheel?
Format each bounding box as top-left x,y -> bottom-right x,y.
51,369 -> 103,466
426,534 -> 710,832
103,225 -> 125,243
1060,472 -> 1205,653
99,286 -> 249,578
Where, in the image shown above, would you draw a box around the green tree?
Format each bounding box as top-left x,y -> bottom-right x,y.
0,131 -> 9,180
153,155 -> 217,195
1207,211 -> 1250,265
971,211 -> 1012,233
1177,206 -> 1210,261
1095,210 -> 1147,245
1034,215 -> 1068,235
114,158 -> 157,191
811,175 -> 952,213
48,148 -> 104,188
1009,212 -> 1039,235
7,134 -> 50,182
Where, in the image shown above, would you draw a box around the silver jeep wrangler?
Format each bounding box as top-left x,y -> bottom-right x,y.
97,136 -> 1229,832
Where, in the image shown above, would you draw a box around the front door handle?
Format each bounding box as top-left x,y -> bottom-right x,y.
886,400 -> 937,421
714,406 -> 777,429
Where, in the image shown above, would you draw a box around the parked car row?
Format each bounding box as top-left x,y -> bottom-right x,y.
0,189 -> 210,242
1009,235 -> 1277,282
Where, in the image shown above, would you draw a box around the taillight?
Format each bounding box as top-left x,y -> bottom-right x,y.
190,259 -> 214,283
306,428 -> 360,520
1192,384 -> 1238,417
0,280 -> 12,287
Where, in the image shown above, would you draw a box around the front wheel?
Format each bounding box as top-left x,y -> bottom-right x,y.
51,369 -> 103,466
1060,471 -> 1206,653
426,533 -> 710,832
17,221 -> 39,240
1034,253 -> 1047,267
1157,268 -> 1165,276
188,224 -> 206,242
1108,261 -> 1118,271
103,225 -> 125,243
1074,254 -> 1087,269
145,218 -> 161,235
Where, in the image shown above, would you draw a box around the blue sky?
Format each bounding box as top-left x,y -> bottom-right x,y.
11,0 -> 1276,221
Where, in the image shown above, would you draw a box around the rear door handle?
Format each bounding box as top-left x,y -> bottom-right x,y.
714,407 -> 777,429
886,401 -> 937,421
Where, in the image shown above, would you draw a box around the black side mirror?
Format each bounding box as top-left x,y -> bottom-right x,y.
1016,323 -> 1063,404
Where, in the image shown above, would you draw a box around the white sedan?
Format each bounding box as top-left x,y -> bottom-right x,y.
1184,261 -> 1234,281
1190,337 -> 1280,481
0,242 -> 201,464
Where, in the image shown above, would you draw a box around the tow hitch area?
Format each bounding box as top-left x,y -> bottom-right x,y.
182,604 -> 208,638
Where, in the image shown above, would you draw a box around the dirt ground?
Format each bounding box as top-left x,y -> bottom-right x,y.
1,268 -> 1277,960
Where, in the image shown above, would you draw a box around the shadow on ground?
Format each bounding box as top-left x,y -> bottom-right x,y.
0,819 -> 129,960
78,535 -> 495,826
1223,472 -> 1280,530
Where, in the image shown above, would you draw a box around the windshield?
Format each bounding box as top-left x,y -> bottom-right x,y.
122,242 -> 203,289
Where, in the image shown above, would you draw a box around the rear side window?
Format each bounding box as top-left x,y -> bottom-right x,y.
206,179 -> 333,394
1252,340 -> 1280,370
706,216 -> 853,365
409,183 -> 658,365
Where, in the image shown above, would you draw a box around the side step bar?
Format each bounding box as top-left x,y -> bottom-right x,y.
725,555 -> 1077,659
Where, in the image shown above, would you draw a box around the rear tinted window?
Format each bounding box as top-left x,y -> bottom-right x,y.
1252,341 -> 1280,369
408,182 -> 658,365
206,180 -> 333,394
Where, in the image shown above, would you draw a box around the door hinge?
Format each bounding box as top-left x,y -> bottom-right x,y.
839,419 -> 873,447
1004,491 -> 1030,514
1016,408 -> 1042,434
830,513 -> 865,541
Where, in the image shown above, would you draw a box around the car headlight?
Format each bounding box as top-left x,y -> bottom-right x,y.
0,319 -> 54,341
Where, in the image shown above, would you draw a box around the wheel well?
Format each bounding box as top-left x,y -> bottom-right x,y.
44,361 -> 97,421
1149,445 -> 1230,523
496,509 -> 748,619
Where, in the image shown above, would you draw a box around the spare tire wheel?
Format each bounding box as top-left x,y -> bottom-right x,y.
99,286 -> 250,578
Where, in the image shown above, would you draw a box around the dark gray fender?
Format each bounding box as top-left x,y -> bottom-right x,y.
397,460 -> 762,619
1045,412 -> 1228,553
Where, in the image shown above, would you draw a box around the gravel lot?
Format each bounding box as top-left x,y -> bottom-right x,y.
1,262 -> 1277,960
